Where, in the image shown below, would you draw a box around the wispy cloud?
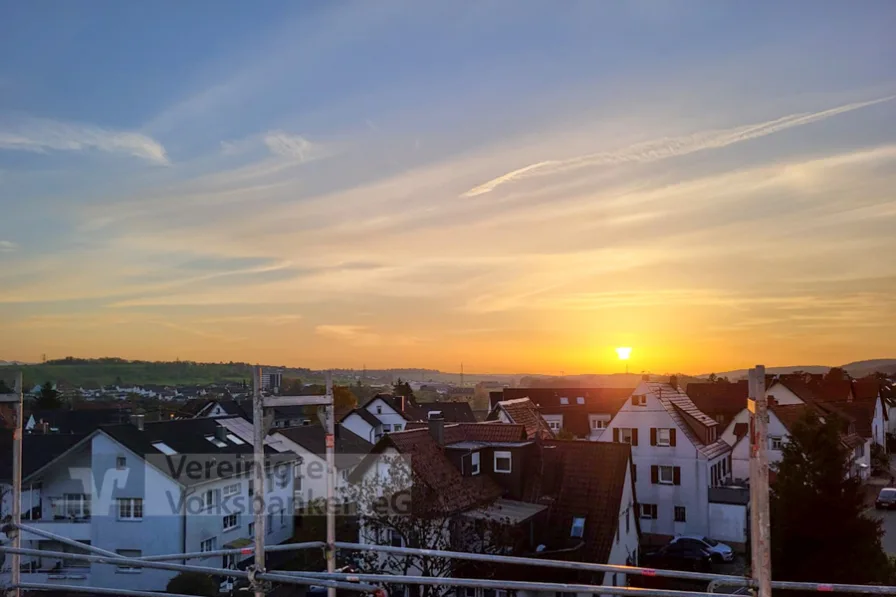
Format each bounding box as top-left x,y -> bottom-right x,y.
461,96 -> 895,197
0,240 -> 17,253
0,116 -> 169,164
263,131 -> 324,162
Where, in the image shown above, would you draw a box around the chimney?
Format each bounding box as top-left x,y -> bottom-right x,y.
130,414 -> 145,431
41,420 -> 50,434
215,426 -> 227,442
398,395 -> 405,412
669,375 -> 679,389
428,414 -> 445,446
641,374 -> 650,381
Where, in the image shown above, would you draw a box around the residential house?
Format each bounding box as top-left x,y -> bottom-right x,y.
275,424 -> 373,506
599,377 -> 733,543
685,381 -> 751,428
25,408 -> 133,434
341,407 -> 387,444
854,380 -> 888,449
0,417 -> 297,592
487,398 -> 555,440
349,419 -> 638,597
178,398 -> 310,429
492,388 -> 634,440
721,378 -> 872,480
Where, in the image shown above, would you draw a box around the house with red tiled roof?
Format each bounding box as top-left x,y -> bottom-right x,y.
685,380 -> 750,428
349,417 -> 639,595
720,376 -> 878,480
487,397 -> 555,440
599,376 -> 734,544
491,387 -> 634,440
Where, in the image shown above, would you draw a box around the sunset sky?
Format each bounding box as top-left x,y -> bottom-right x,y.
1,1 -> 895,374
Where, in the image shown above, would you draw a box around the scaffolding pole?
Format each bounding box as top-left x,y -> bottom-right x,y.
0,547 -> 379,593
139,541 -> 326,562
749,364 -> 772,597
10,522 -> 121,559
325,370 -> 336,597
16,581 -> 209,597
251,365 -> 266,597
0,372 -> 22,597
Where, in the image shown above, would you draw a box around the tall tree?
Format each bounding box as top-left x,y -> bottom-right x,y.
825,367 -> 848,382
392,378 -> 414,399
770,409 -> 891,590
34,381 -> 62,410
332,385 -> 358,411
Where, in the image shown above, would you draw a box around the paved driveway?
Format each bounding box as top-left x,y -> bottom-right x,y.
872,506 -> 896,555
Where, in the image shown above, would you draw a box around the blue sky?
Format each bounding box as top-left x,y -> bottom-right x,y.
1,1 -> 895,373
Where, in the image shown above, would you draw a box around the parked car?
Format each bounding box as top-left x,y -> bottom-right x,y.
875,487 -> 896,510
668,535 -> 735,563
642,542 -> 713,572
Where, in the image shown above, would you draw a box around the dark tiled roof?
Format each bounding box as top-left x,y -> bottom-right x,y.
277,424 -> 373,467
177,398 -> 214,417
361,394 -> 413,420
830,399 -> 877,439
853,380 -> 882,401
499,388 -> 633,437
443,422 -> 527,445
27,408 -> 132,433
100,417 -> 286,486
732,422 -> 749,440
340,408 -> 382,428
539,441 -> 632,566
647,383 -> 726,458
376,428 -> 503,514
411,401 -> 476,423
685,381 -> 748,426
770,404 -> 817,432
0,431 -> 87,481
489,398 -> 554,440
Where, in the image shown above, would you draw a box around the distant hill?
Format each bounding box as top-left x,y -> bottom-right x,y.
700,359 -> 896,381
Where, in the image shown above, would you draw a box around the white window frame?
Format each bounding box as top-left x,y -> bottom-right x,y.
620,428 -> 633,444
223,483 -> 241,498
639,503 -> 657,519
389,529 -> 404,547
674,506 -> 686,523
223,513 -> 239,531
658,465 -> 675,485
494,451 -> 512,474
576,397 -> 585,405
769,436 -> 783,450
382,423 -> 392,432
115,549 -> 142,573
470,451 -> 481,476
200,538 -> 217,553
570,516 -> 585,538
657,428 -> 671,447
393,424 -> 403,432
64,493 -> 91,519
591,418 -> 608,430
117,498 -> 143,521
548,420 -> 561,431
116,456 -> 127,470
204,489 -> 215,510
559,397 -> 569,405
633,394 -> 647,406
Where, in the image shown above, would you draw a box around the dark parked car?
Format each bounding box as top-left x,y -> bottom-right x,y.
642,542 -> 714,572
875,487 -> 896,510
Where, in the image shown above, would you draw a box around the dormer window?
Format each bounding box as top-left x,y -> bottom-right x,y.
559,397 -> 569,405
571,516 -> 585,538
632,394 -> 647,406
576,397 -> 584,405
376,405 -> 382,415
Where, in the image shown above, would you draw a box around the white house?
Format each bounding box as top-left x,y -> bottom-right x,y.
600,377 -> 732,542
274,424 -> 373,506
340,395 -> 412,442
0,417 -> 297,592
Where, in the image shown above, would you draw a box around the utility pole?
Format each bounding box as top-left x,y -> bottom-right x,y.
325,372 -> 336,597
1,372 -> 23,597
251,367 -> 266,597
748,365 -> 771,597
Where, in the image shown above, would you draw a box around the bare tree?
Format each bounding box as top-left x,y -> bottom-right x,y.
343,455 -> 525,597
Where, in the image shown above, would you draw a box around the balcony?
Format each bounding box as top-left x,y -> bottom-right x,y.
20,497 -> 92,541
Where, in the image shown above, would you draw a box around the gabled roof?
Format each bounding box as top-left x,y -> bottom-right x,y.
829,399 -> 877,439
853,380 -> 882,401
177,398 -> 215,417
100,417 -> 290,486
647,382 -> 729,459
685,381 -> 748,425
443,422 -> 527,445
358,427 -> 503,514
340,407 -> 382,428
538,441 -> 633,567
488,398 -> 554,440
361,394 -> 412,420
770,403 -> 824,432
277,424 -> 373,468
496,388 -> 633,437
0,430 -> 87,481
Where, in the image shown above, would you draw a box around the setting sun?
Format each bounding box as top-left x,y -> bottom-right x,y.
616,347 -> 633,361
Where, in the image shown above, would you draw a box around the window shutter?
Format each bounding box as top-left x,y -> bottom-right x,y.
613,428 -> 619,443
631,395 -> 638,405
650,465 -> 658,484
673,467 -> 681,486
650,428 -> 657,446
670,428 -> 677,447
632,464 -> 637,483
632,428 -> 639,446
